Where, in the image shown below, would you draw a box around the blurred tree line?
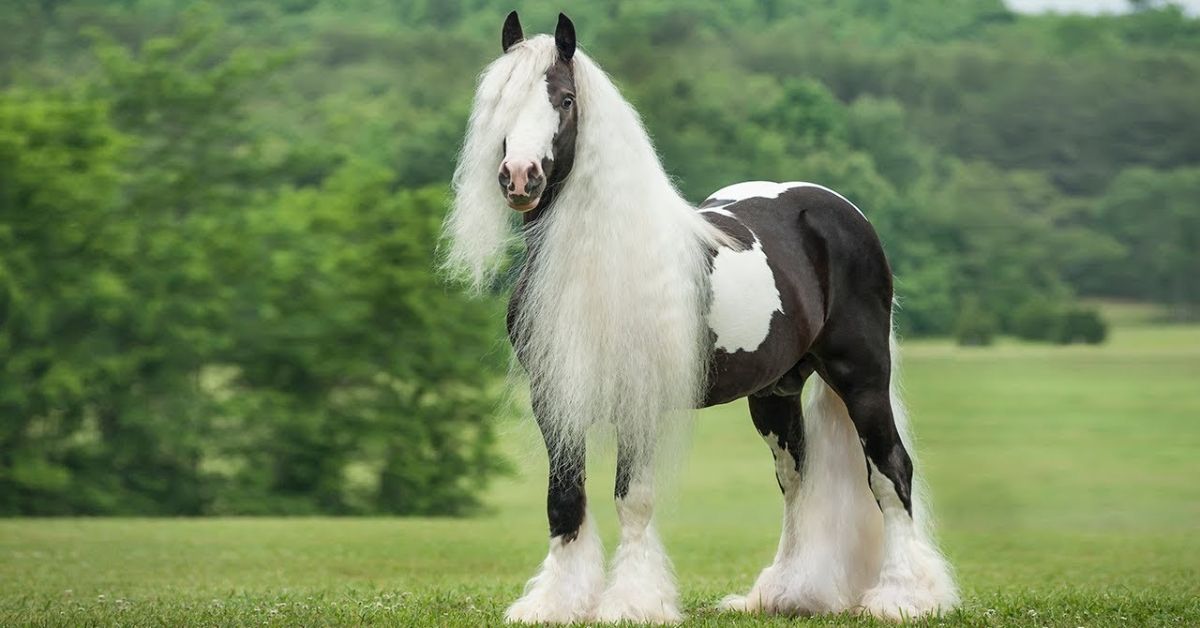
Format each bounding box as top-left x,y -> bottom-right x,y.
0,0 -> 1197,514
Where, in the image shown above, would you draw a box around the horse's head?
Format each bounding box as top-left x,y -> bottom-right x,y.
444,14 -> 596,286
496,12 -> 578,214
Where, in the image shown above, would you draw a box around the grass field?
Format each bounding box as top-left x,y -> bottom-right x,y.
3,323 -> 1199,626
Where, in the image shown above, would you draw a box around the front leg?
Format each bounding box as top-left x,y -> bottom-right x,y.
505,419 -> 605,623
594,443 -> 682,624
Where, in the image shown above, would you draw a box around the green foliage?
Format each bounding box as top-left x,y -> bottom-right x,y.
953,297 -> 997,347
210,171 -> 509,515
1012,302 -> 1110,345
0,0 -> 1196,513
1056,307 -> 1109,345
0,14 -> 507,515
1012,300 -> 1066,343
1093,167 -> 1200,319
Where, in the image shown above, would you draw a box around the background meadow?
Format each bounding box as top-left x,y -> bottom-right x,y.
3,309 -> 1198,625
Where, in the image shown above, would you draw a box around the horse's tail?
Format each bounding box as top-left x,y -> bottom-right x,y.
883,330 -> 960,607
795,372 -> 885,607
791,329 -> 957,609
886,331 -> 929,534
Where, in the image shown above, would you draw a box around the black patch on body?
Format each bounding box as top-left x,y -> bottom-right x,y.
699,186 -> 888,406
700,185 -> 915,516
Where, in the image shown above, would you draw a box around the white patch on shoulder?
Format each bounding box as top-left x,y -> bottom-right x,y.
707,239 -> 783,353
705,180 -> 868,220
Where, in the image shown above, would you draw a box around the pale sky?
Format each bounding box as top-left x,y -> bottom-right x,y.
1006,0 -> 1200,15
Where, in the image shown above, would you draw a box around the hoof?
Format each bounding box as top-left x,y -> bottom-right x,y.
858,585 -> 941,622
596,521 -> 682,624
505,594 -> 594,624
593,568 -> 682,623
594,597 -> 682,624
716,594 -> 751,613
716,562 -> 847,616
505,518 -> 605,623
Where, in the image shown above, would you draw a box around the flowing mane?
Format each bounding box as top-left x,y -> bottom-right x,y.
445,36 -> 730,464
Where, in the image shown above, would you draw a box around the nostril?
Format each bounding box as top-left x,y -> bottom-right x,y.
498,164 -> 512,189
524,165 -> 544,193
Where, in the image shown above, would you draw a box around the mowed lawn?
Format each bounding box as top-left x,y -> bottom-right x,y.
3,324 -> 1198,626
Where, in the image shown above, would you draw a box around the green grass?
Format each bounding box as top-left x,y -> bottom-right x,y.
3,324 -> 1199,626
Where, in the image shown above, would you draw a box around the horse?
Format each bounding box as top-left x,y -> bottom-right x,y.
444,12 -> 959,624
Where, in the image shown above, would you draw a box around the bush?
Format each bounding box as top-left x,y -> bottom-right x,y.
1012,300 -> 1065,342
1012,301 -> 1109,346
954,298 -> 998,346
1056,307 -> 1109,345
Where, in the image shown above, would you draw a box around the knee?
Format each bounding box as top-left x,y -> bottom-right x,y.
615,481 -> 655,533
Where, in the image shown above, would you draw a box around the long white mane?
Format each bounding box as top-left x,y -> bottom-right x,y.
445,36 -> 731,467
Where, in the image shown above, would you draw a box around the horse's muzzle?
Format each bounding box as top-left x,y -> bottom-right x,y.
500,159 -> 545,212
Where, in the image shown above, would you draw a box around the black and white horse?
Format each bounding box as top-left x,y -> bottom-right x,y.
445,13 -> 958,624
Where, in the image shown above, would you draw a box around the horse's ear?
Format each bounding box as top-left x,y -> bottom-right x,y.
502,11 -> 523,52
555,13 -> 576,61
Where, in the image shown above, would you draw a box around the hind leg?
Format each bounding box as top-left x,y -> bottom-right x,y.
505,408 -> 605,623
818,332 -> 958,621
721,372 -> 882,616
594,443 -> 681,623
719,392 -> 810,615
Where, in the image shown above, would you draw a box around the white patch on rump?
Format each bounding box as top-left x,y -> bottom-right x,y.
706,181 -> 802,204
707,240 -> 783,353
705,180 -> 868,220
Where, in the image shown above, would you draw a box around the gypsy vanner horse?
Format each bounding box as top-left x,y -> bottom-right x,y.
444,12 -> 958,624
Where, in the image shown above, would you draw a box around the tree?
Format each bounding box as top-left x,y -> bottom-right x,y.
0,15 -> 511,515
1095,167 -> 1200,318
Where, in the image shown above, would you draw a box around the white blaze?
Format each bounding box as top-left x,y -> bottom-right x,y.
504,76 -> 558,165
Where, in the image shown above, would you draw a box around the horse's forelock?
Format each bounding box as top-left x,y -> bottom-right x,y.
443,37 -> 559,289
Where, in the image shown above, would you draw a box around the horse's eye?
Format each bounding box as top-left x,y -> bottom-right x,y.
561,96 -> 574,110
